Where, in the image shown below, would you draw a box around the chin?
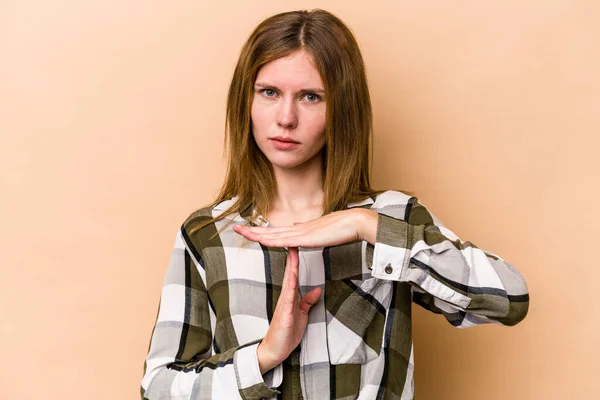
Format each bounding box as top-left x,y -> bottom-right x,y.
268,159 -> 305,170
269,155 -> 324,172
261,148 -> 324,171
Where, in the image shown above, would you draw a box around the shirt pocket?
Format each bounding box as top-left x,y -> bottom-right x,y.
324,276 -> 393,365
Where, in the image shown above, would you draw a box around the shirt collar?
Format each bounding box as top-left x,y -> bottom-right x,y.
212,195 -> 375,225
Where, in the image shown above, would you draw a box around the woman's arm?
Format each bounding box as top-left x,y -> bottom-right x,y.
234,191 -> 529,327
361,196 -> 529,327
140,228 -> 282,400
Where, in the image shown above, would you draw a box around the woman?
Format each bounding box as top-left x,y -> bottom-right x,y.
141,9 -> 529,400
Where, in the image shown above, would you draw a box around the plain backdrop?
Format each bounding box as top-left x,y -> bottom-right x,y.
1,0 -> 599,399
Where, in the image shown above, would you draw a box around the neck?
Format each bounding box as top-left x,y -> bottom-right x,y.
271,155 -> 324,215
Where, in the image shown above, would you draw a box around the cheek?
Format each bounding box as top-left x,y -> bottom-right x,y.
306,112 -> 327,142
250,103 -> 271,136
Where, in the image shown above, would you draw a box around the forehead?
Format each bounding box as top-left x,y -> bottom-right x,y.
255,50 -> 324,89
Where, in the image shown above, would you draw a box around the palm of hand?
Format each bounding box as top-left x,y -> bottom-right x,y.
233,209 -> 368,248
257,247 -> 322,372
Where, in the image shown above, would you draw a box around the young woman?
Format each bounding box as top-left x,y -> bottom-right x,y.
141,9 -> 529,400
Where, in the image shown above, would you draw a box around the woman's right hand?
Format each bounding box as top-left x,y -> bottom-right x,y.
256,247 -> 322,374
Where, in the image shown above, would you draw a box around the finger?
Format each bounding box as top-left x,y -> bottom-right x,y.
287,247 -> 299,275
237,233 -> 303,245
274,250 -> 292,312
282,249 -> 294,293
286,248 -> 300,303
241,226 -> 308,241
235,226 -> 322,248
231,224 -> 288,239
234,229 -> 267,244
298,287 -> 322,314
283,270 -> 299,309
238,225 -> 300,234
233,228 -> 306,246
250,226 -> 306,236
260,235 -> 318,249
250,231 -> 307,245
276,268 -> 299,330
288,248 -> 300,302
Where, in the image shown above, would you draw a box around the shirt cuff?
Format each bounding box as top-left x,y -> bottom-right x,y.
263,362 -> 283,391
370,213 -> 471,309
234,341 -> 282,399
370,214 -> 416,280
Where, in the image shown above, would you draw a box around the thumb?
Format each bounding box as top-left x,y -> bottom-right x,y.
298,287 -> 322,314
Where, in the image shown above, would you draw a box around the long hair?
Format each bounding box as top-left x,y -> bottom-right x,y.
200,9 -> 382,230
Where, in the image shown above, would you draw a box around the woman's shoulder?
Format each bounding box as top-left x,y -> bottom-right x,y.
371,189 -> 416,207
181,197 -> 241,236
368,189 -> 418,220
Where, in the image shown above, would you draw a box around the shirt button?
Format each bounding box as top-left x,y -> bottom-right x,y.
384,264 -> 393,274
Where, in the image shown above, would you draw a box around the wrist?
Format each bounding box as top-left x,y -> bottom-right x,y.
354,209 -> 378,245
257,341 -> 279,374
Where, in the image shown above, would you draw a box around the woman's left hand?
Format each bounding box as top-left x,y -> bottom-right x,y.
232,208 -> 379,248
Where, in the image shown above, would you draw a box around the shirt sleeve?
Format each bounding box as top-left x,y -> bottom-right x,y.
140,228 -> 283,400
369,197 -> 529,327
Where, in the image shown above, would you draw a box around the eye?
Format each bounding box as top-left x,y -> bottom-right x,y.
304,93 -> 321,102
262,89 -> 277,97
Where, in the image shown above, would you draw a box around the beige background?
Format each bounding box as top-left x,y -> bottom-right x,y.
1,0 -> 599,399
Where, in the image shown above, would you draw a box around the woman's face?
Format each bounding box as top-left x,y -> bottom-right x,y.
251,50 -> 327,172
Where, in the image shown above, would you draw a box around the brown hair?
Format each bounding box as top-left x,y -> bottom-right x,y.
202,9 -> 382,229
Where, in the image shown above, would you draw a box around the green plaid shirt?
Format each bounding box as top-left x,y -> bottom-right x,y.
141,190 -> 529,399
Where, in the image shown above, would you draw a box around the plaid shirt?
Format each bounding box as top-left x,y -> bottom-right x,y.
141,190 -> 529,400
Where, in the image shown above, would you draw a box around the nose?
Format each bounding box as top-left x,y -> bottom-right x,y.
276,97 -> 298,129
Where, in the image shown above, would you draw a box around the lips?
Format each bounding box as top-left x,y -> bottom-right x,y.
270,136 -> 300,150
270,136 -> 300,144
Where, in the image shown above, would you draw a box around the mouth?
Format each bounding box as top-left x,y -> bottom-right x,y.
270,136 -> 300,144
269,136 -> 300,150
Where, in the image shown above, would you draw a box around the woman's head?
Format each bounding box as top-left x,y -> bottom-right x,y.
251,48 -> 327,173
217,9 -> 377,220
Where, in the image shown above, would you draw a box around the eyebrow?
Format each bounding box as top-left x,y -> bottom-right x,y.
254,82 -> 325,94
